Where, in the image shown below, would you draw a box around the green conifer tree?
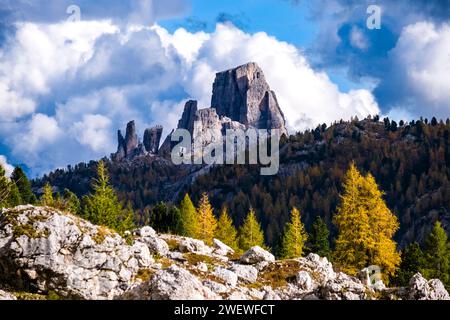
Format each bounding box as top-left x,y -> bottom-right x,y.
11,166 -> 36,204
215,207 -> 238,250
238,208 -> 265,251
392,242 -> 424,286
82,161 -> 135,234
308,216 -> 331,259
421,222 -> 449,288
8,182 -> 22,207
279,207 -> 307,259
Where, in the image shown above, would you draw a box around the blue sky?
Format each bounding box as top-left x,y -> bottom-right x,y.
0,0 -> 450,177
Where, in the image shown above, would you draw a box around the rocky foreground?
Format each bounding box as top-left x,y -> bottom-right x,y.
0,206 -> 448,300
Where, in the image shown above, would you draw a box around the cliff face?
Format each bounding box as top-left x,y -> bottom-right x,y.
157,62 -> 287,158
212,62 -> 287,136
1,206 -> 448,300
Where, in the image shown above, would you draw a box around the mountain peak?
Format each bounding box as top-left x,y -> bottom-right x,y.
212,62 -> 287,135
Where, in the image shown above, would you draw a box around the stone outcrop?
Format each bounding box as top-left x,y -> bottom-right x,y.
1,206 -> 448,301
113,121 -> 164,161
143,126 -> 163,154
212,62 -> 287,136
158,62 -> 288,159
0,289 -> 16,300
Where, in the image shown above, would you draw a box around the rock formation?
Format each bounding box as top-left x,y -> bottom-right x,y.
143,126 -> 163,154
113,121 -> 163,161
1,205 -> 449,300
212,62 -> 287,136
114,63 -> 287,161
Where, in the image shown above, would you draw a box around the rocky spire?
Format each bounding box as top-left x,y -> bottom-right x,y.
144,126 -> 163,154
113,121 -> 163,161
211,62 -> 287,136
125,121 -> 139,156
178,100 -> 198,134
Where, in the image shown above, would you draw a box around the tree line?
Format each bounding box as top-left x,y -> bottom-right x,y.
3,160 -> 448,289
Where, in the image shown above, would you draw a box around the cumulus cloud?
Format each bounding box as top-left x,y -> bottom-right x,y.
0,21 -> 379,176
375,22 -> 450,119
0,155 -> 14,177
158,23 -> 379,131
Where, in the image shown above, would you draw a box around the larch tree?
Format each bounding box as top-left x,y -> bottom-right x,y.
309,216 -> 331,259
41,183 -> 54,207
214,207 -> 238,250
179,194 -> 199,238
421,221 -> 449,288
279,207 -> 308,259
333,162 -> 401,278
238,208 -> 265,251
196,193 -> 217,245
82,161 -> 134,234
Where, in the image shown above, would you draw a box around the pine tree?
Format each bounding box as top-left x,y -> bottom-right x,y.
196,193 -> 217,245
279,207 -> 307,259
333,163 -> 401,278
41,183 -> 54,207
238,208 -> 265,251
215,207 -> 238,250
309,216 -> 331,259
82,161 -> 135,234
421,222 -> 449,288
392,242 -> 424,286
179,194 -> 199,237
11,166 -> 36,204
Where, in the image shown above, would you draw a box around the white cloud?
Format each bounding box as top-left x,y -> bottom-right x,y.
1,21 -> 380,176
377,22 -> 450,119
350,26 -> 369,50
165,24 -> 380,131
0,155 -> 14,177
13,113 -> 62,155
72,114 -> 114,153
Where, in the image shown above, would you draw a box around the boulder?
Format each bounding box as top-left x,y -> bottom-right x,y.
240,246 -> 275,264
319,273 -> 367,300
297,253 -> 335,285
140,236 -> 169,256
231,264 -> 258,283
123,265 -> 220,300
136,226 -> 156,238
0,289 -> 16,300
213,267 -> 238,287
213,239 -> 235,256
179,238 -> 213,255
407,273 -> 450,300
296,271 -> 314,291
